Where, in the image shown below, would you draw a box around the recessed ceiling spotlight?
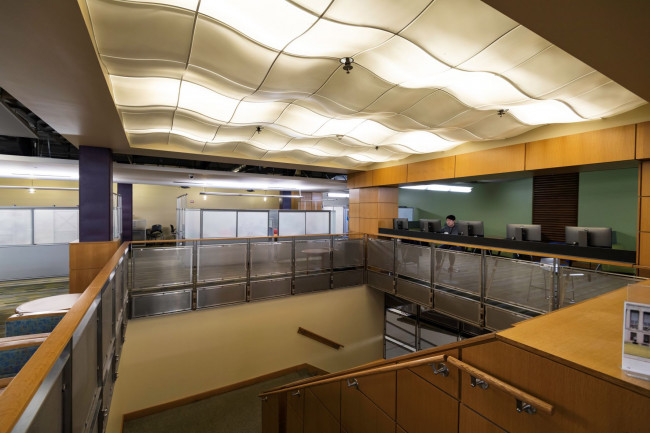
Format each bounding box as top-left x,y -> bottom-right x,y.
340,57 -> 354,74
497,108 -> 509,117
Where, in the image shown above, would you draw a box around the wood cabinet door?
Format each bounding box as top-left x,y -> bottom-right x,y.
459,404 -> 506,433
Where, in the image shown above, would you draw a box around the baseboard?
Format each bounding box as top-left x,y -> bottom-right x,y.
121,363 -> 327,427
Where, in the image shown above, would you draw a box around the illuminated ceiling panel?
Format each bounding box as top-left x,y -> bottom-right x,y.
86,0 -> 646,169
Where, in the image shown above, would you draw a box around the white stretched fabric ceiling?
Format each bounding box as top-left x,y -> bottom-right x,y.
85,0 -> 645,168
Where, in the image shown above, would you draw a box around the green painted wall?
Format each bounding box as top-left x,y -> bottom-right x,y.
398,178 -> 533,238
578,167 -> 638,250
398,167 -> 639,251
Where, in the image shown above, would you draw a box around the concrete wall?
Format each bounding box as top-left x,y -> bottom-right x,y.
106,285 -> 385,432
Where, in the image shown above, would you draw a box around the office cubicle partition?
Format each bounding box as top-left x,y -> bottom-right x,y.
0,207 -> 80,280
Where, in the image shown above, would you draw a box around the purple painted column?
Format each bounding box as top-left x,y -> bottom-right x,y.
79,146 -> 113,241
118,183 -> 133,242
280,191 -> 292,209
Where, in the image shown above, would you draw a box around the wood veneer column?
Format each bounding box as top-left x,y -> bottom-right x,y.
637,123 -> 650,277
348,187 -> 398,235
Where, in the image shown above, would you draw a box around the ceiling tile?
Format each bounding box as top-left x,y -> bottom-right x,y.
401,0 -> 517,66
315,67 -> 394,112
324,0 -> 431,33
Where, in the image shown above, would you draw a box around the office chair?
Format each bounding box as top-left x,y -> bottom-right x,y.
150,224 -> 163,240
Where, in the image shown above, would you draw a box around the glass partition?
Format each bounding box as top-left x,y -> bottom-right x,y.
295,239 -> 330,274
306,211 -> 330,235
396,242 -> 431,283
559,266 -> 640,307
367,238 -> 394,272
198,242 -> 247,282
34,209 -> 79,244
250,241 -> 292,277
237,211 -> 269,237
203,210 -> 237,238
278,211 -> 305,236
434,249 -> 481,294
333,238 -> 364,268
132,246 -> 193,289
485,256 -> 553,313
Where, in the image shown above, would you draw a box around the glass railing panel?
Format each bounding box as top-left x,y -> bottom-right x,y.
333,238 -> 364,268
250,241 -> 292,277
484,256 -> 554,313
396,242 -> 431,283
433,249 -> 481,294
367,238 -> 393,272
295,239 -> 330,274
558,266 -> 640,307
132,246 -> 193,289
197,242 -> 247,282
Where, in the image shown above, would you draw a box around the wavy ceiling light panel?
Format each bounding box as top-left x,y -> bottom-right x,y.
86,0 -> 646,168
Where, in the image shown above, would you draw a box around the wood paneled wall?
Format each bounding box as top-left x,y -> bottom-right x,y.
349,187 -> 397,235
348,123 -> 641,191
639,160 -> 650,277
69,240 -> 120,293
297,192 -> 323,210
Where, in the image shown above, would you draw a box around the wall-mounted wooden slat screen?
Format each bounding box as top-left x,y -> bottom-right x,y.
533,173 -> 579,242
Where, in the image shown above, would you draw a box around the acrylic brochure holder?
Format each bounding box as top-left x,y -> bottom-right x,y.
622,284 -> 650,380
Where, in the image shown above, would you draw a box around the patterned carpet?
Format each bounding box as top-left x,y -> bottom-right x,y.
0,278 -> 69,337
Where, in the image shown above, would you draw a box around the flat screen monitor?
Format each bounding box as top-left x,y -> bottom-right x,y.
456,220 -> 484,237
565,226 -> 612,248
393,218 -> 409,231
419,219 -> 442,233
506,224 -> 542,242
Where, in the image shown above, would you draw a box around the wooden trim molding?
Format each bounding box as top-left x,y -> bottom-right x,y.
297,327 -> 344,350
407,156 -> 455,183
636,121 -> 650,159
455,144 -> 526,178
122,363 -> 328,424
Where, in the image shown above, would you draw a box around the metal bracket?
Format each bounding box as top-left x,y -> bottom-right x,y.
470,375 -> 488,390
291,390 -> 301,397
431,362 -> 449,377
516,399 -> 537,414
261,396 -> 268,401
347,378 -> 359,388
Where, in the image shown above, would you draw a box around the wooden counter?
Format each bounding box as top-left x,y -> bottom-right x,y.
498,284 -> 650,395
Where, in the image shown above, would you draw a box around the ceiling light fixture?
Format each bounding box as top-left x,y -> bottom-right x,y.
327,192 -> 349,198
256,126 -> 263,134
497,109 -> 509,117
340,57 -> 354,74
0,186 -> 79,191
200,192 -> 303,198
400,184 -> 472,193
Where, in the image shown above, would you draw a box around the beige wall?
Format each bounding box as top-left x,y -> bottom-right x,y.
132,184 -> 282,229
0,178 -> 79,207
106,285 -> 384,432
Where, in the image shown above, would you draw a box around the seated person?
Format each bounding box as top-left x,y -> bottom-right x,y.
436,214 -> 463,271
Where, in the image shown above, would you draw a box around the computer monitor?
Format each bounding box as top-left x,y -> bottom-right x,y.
565,226 -> 612,248
393,218 -> 409,230
456,220 -> 484,237
506,224 -> 542,242
419,219 -> 442,233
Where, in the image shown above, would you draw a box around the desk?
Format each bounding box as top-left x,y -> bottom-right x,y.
301,248 -> 330,273
15,293 -> 81,314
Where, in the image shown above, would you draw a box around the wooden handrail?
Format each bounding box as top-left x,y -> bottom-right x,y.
0,243 -> 129,433
297,327 -> 343,350
373,233 -> 635,268
446,356 -> 554,416
258,354 -> 445,398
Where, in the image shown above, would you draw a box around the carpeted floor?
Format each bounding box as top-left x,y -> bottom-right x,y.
123,369 -> 316,433
0,278 -> 69,337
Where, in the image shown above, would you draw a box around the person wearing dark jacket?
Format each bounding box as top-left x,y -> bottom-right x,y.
436,214 -> 463,271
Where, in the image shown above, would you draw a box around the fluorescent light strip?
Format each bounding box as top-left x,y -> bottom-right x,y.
0,186 -> 79,191
400,184 -> 472,193
200,192 -> 302,198
327,192 -> 349,198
